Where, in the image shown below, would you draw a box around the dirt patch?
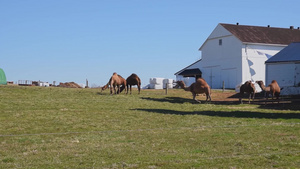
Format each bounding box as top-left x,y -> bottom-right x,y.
58,82 -> 82,88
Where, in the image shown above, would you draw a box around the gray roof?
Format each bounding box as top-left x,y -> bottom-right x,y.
265,42 -> 300,63
221,23 -> 300,45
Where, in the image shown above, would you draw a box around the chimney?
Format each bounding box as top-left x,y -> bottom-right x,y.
236,22 -> 239,25
290,26 -> 294,29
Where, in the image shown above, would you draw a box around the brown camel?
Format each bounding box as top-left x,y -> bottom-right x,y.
176,78 -> 211,103
239,81 -> 255,104
121,73 -> 141,94
101,73 -> 126,95
256,80 -> 280,103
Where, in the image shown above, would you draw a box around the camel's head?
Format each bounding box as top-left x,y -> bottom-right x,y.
255,80 -> 263,86
176,81 -> 185,88
101,85 -> 108,92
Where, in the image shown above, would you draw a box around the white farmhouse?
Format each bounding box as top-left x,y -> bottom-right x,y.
175,23 -> 300,89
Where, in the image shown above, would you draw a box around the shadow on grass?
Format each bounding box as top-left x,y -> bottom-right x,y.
141,95 -> 300,110
141,97 -> 244,105
141,97 -> 197,104
134,108 -> 300,119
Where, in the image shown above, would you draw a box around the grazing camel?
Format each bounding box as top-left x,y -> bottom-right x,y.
101,73 -> 126,95
176,78 -> 211,103
124,73 -> 141,94
256,80 -> 280,104
239,81 -> 255,104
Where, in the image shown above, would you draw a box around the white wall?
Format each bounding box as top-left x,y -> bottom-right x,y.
242,44 -> 284,85
200,32 -> 242,88
266,62 -> 297,87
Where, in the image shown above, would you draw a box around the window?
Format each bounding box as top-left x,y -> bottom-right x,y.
219,39 -> 222,46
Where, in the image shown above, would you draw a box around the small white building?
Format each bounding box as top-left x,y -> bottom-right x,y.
175,23 -> 300,89
148,78 -> 174,89
265,42 -> 300,95
38,81 -> 50,87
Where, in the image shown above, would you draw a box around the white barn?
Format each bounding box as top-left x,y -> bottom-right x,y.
265,42 -> 300,95
175,23 -> 300,89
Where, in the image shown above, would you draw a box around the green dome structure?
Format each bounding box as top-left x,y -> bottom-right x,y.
0,68 -> 7,85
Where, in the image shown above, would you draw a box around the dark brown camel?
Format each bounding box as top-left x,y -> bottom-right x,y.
120,73 -> 141,94
256,80 -> 280,104
101,73 -> 126,95
176,78 -> 211,103
239,81 -> 255,104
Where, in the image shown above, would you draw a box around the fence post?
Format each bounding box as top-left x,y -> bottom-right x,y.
222,81 -> 225,92
165,83 -> 168,95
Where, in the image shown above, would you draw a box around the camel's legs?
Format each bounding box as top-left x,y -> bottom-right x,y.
130,85 -> 132,95
138,85 -> 140,94
114,87 -> 117,94
193,94 -> 201,103
117,85 -> 120,94
206,94 -> 211,102
110,86 -> 115,95
248,94 -> 251,104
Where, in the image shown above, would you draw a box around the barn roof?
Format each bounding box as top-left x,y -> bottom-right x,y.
174,59 -> 202,75
221,23 -> 300,45
265,42 -> 300,63
178,68 -> 202,77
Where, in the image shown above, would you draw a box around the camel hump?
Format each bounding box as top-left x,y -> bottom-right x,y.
197,78 -> 206,81
130,73 -> 139,79
118,74 -> 124,79
196,78 -> 208,84
271,80 -> 277,83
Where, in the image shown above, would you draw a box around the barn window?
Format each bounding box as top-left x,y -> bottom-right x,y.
219,39 -> 222,46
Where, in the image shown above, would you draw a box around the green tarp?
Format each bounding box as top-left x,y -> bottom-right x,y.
0,68 -> 7,85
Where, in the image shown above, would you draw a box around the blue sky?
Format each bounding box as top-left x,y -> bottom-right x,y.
1,0 -> 299,87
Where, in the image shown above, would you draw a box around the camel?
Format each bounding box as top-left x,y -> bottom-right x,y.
256,80 -> 280,104
239,81 -> 255,104
176,78 -> 211,103
101,73 -> 126,95
121,73 -> 141,94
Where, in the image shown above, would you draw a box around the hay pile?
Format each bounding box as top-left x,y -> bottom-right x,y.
58,82 -> 82,88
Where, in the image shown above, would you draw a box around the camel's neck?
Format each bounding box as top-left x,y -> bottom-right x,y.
258,83 -> 266,90
179,83 -> 190,91
183,87 -> 190,91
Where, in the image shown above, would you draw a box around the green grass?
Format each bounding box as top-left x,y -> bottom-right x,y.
0,85 -> 299,168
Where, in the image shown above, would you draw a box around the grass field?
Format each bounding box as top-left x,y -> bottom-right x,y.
0,85 -> 299,168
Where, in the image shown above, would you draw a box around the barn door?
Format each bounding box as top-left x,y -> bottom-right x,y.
295,63 -> 300,86
222,68 -> 237,89
203,66 -> 221,89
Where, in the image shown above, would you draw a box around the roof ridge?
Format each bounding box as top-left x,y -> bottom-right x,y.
220,23 -> 296,30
